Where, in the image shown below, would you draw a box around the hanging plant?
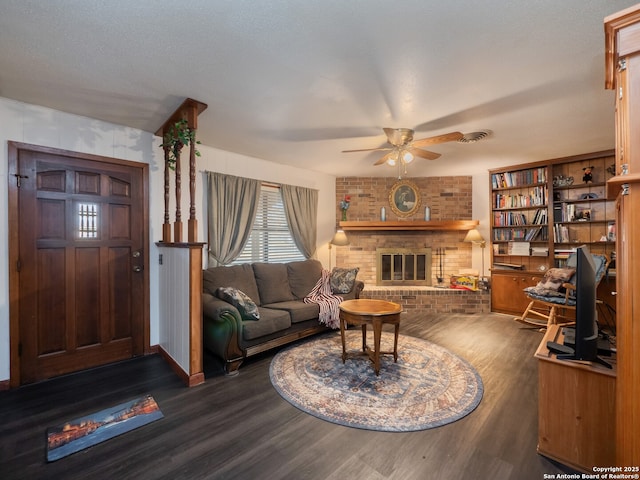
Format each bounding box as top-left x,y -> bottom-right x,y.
159,118 -> 201,170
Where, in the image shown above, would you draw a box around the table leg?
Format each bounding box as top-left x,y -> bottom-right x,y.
372,317 -> 382,375
393,322 -> 400,362
361,324 -> 367,353
340,315 -> 347,363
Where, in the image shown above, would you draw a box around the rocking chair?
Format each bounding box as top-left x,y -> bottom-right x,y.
514,252 -> 609,329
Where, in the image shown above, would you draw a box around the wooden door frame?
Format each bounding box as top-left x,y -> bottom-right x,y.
7,141 -> 151,388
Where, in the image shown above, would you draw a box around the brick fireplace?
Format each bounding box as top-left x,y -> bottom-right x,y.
335,176 -> 490,314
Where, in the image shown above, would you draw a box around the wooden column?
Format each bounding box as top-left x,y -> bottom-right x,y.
155,98 -> 207,243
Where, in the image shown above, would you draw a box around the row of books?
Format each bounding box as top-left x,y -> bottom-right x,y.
492,225 -> 548,242
493,211 -> 527,226
493,186 -> 548,209
491,168 -> 547,189
493,208 -> 547,227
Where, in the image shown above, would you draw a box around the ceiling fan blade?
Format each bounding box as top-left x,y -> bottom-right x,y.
408,147 -> 441,161
383,127 -> 414,146
411,131 -> 464,147
342,147 -> 392,153
374,151 -> 397,166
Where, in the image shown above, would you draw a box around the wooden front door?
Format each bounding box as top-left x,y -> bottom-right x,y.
8,143 -> 149,385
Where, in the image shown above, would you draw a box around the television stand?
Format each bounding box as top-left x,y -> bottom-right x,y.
534,325 -> 616,473
556,353 -> 613,369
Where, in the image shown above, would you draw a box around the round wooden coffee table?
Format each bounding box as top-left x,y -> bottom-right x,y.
338,299 -> 403,375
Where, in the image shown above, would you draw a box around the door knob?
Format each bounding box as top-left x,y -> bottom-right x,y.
133,265 -> 143,272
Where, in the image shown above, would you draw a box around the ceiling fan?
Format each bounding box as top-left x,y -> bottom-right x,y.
342,127 -> 464,176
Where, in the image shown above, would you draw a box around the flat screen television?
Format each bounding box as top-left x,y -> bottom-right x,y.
558,245 -> 611,368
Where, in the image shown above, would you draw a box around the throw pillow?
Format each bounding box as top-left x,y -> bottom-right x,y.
215,287 -> 260,321
330,267 -> 359,294
527,267 -> 575,297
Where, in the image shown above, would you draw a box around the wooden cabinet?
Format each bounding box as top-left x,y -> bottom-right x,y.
490,272 -> 541,315
489,151 -> 616,317
535,326 -> 616,472
604,5 -> 640,466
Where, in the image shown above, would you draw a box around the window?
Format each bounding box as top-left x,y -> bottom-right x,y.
77,203 -> 98,238
232,185 -> 305,264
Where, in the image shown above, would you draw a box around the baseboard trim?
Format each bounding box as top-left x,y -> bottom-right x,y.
158,346 -> 205,388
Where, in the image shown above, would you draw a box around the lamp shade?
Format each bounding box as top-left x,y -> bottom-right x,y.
330,229 -> 350,246
464,228 -> 485,244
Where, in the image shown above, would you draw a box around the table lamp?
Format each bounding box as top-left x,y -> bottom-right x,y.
328,229 -> 349,270
463,228 -> 486,280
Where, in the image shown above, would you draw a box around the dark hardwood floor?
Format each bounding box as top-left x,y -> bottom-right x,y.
0,313 -> 577,480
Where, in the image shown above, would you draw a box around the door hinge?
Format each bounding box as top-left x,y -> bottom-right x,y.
18,343 -> 22,357
16,258 -> 21,272
622,183 -> 630,196
12,173 -> 29,188
619,59 -> 627,72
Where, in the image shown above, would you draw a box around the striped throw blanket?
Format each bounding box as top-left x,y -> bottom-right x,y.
304,269 -> 343,329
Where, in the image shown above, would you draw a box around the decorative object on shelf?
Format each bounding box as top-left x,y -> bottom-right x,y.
553,175 -> 574,187
380,206 -> 386,221
435,247 -> 446,285
579,192 -> 599,199
389,179 -> 421,217
464,228 -> 487,285
582,166 -> 594,184
606,163 -> 616,176
424,206 -> 431,221
328,229 -> 349,270
339,194 -> 351,221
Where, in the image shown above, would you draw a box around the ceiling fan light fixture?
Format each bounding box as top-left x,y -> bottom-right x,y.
387,158 -> 397,166
403,151 -> 414,163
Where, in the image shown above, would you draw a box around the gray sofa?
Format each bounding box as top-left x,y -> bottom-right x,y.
203,259 -> 364,375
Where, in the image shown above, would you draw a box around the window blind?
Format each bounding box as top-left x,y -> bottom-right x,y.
232,185 -> 305,264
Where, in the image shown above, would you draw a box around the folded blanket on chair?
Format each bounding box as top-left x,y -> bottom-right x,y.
304,269 -> 343,329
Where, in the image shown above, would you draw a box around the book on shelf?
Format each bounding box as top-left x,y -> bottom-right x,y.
492,262 -> 525,270
553,224 -> 570,243
531,246 -> 549,257
508,241 -> 530,256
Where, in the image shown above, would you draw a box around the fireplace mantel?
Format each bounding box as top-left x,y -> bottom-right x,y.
339,220 -> 479,231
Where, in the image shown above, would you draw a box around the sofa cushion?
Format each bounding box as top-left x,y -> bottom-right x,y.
287,259 -> 323,299
203,264 -> 261,305
330,267 -> 359,294
215,287 -> 260,321
242,308 -> 291,341
262,301 -> 320,324
253,263 -> 295,304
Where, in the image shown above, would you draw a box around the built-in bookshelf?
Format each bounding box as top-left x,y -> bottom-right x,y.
490,162 -> 550,272
551,154 -> 616,266
489,151 -> 616,274
489,151 -> 616,314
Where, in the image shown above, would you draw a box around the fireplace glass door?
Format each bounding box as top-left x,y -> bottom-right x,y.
377,248 -> 432,286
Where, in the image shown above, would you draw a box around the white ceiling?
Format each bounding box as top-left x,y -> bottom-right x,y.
0,0 -> 635,177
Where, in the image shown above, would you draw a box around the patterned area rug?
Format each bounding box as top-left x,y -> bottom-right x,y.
269,332 -> 483,432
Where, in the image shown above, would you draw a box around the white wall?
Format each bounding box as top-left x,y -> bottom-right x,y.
0,96 -> 337,383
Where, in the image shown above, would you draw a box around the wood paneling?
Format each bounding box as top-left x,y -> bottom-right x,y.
605,6 -> 640,466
